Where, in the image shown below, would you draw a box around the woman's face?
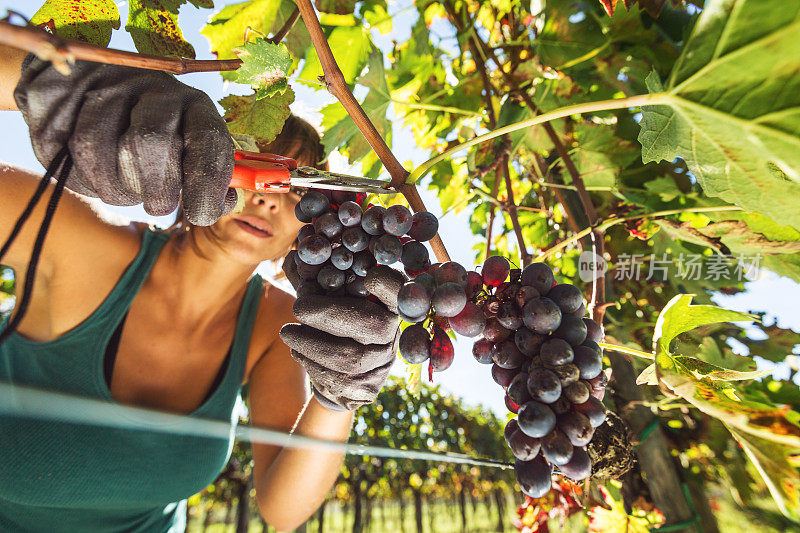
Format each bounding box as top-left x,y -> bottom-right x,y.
205,189 -> 305,264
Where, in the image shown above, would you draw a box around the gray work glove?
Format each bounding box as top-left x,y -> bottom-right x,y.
14,55 -> 236,226
280,251 -> 404,411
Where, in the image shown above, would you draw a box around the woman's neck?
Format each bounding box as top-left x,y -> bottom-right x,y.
152,231 -> 259,326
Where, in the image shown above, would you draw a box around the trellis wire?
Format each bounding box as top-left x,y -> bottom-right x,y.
0,382 -> 514,470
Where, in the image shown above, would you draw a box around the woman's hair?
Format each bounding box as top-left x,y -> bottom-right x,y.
167,114 -> 327,258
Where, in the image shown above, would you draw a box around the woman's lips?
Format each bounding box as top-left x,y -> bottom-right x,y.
234,216 -> 274,238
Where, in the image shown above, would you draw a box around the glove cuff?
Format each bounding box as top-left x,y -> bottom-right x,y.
310,385 -> 351,412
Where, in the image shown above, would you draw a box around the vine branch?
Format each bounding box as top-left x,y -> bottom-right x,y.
294,0 -> 451,262
502,157 -> 532,266
0,19 -> 242,74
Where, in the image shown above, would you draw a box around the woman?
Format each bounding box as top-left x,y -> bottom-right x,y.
0,46 -> 401,532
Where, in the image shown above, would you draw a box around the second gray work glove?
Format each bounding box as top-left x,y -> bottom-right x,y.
280,251 -> 405,411
14,55 -> 236,226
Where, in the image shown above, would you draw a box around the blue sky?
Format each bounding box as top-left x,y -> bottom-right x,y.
2,0 -> 799,416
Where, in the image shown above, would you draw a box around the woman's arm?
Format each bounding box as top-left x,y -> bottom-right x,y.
0,44 -> 26,110
248,313 -> 354,532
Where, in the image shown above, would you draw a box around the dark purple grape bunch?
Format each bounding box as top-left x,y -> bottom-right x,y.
397,260 -> 486,379
294,190 -> 440,299
467,259 -> 607,497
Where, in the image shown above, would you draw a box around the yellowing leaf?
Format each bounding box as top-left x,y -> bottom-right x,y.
233,39 -> 293,98
201,0 -> 282,59
126,0 -> 195,58
31,0 -> 120,46
219,88 -> 294,144
299,26 -> 371,87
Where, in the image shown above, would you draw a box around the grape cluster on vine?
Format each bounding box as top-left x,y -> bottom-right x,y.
293,190 -> 438,298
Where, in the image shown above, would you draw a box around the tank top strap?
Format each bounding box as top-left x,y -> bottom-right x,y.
224,274 -> 264,388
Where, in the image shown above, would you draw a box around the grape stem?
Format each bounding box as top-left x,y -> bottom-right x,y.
294,0 -> 452,262
599,342 -> 655,360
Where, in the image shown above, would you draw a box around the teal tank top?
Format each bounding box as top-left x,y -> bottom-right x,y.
0,228 -> 264,532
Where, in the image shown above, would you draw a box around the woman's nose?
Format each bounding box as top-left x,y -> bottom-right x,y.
249,192 -> 280,212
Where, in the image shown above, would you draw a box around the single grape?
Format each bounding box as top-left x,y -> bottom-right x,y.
408,211 -> 439,242
505,418 -> 520,446
547,284 -> 584,314
563,381 -> 591,404
401,241 -> 429,271
505,394 -> 521,414
330,246 -> 354,270
571,302 -> 586,318
317,265 -> 345,291
515,286 -> 540,309
465,271 -> 484,299
295,257 -> 323,280
497,302 -> 523,330
294,202 -> 312,223
430,327 -> 455,371
342,226 -> 369,252
517,401 -> 556,438
559,446 -> 591,481
491,364 -> 519,388
472,339 -> 494,364
329,190 -> 357,205
399,324 -> 431,364
297,224 -> 316,242
558,411 -> 594,447
573,345 -> 603,380
528,367 -> 563,404
450,302 -> 486,337
509,430 -> 541,461
397,281 -> 432,318
413,272 -> 436,297
427,263 -> 442,275
399,310 -> 427,323
583,318 -> 603,342
374,234 -> 403,264
345,276 -> 369,297
361,206 -> 386,235
515,327 -> 545,356
515,457 -> 552,499
482,256 -> 510,288
483,318 -> 511,342
540,338 -> 574,367
432,282 -> 467,317
520,263 -> 555,294
553,315 -> 588,347
435,262 -> 468,287
299,191 -> 329,218
338,201 -> 363,227
492,340 -> 526,369
298,234 -> 332,265
383,205 -> 413,236
541,429 -> 574,466
522,298 -> 562,334
508,372 -> 533,406
314,212 -> 344,239
550,396 -> 572,415
351,250 -> 376,277
551,364 -> 580,387
573,397 -> 607,428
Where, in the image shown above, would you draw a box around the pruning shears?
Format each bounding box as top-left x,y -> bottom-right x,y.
230,150 -> 396,195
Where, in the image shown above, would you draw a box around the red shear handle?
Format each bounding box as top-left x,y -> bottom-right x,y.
230,150 -> 296,192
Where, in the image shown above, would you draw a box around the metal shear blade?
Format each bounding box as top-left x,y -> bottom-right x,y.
292,167 -> 396,195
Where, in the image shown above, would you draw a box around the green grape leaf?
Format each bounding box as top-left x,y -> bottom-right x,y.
126,0 -> 195,58
729,427 -> 800,522
569,122 -> 639,189
535,0 -> 607,71
651,295 -> 800,452
201,0 -> 282,62
233,39 -> 293,98
31,0 -> 120,46
638,0 -> 800,230
219,88 -> 294,144
298,26 -> 371,88
315,0 -> 356,14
